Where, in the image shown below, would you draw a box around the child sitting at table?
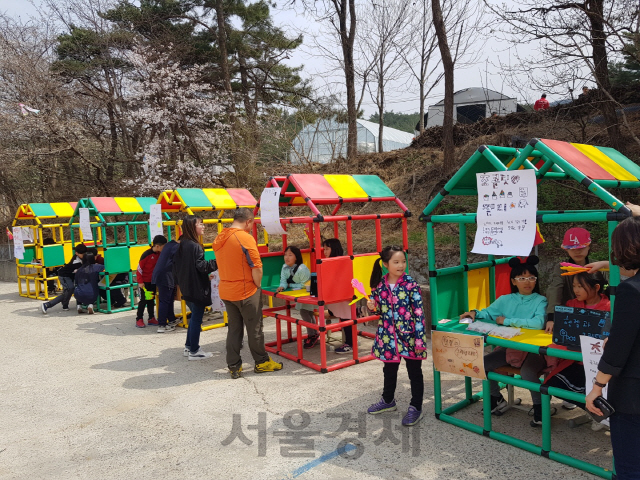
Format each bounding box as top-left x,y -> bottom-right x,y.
543,271 -> 610,425
321,238 -> 354,355
460,256 -> 547,426
545,227 -> 599,332
275,246 -> 314,347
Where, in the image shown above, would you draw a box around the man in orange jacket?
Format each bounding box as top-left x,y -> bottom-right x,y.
213,208 -> 283,379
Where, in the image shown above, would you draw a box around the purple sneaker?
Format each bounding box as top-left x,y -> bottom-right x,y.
402,406 -> 424,426
367,397 -> 397,414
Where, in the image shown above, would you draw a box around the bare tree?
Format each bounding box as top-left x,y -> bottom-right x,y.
300,0 -> 358,161
431,0 -> 484,173
485,0 -> 639,149
357,0 -> 411,152
0,14 -> 113,198
400,0 -> 441,134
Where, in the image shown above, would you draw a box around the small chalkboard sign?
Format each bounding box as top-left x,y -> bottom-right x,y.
553,306 -> 611,350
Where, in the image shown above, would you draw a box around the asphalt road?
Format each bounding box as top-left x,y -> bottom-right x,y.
0,282 -> 609,479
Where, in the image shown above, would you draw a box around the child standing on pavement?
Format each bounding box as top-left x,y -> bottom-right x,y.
152,237 -> 180,333
366,245 -> 428,427
135,235 -> 167,328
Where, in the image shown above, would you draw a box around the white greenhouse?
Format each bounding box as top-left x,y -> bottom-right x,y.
289,118 -> 414,164
425,87 -> 518,128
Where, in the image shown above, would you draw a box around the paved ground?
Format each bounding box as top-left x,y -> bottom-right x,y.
0,282 -> 612,479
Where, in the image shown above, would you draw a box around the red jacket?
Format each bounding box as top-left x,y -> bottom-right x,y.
137,248 -> 159,284
534,98 -> 549,111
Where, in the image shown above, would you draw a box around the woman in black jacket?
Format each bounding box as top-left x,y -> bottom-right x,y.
172,216 -> 217,360
587,217 -> 640,479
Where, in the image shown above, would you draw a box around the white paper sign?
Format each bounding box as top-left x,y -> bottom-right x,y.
210,271 -> 226,312
259,187 -> 287,235
580,335 -> 609,426
21,227 -> 34,243
472,169 -> 537,256
149,204 -> 163,238
12,226 -> 24,260
79,208 -> 93,241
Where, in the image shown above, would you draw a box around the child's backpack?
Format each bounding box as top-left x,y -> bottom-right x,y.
74,265 -> 103,304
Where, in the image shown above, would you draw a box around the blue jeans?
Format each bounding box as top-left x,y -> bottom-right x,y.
47,276 -> 74,308
610,412 -> 640,479
157,285 -> 176,327
185,301 -> 205,354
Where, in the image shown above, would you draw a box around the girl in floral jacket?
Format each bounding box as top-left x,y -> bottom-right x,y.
366,245 -> 428,427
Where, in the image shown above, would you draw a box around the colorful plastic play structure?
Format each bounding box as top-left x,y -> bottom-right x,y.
421,138 -> 639,478
259,174 -> 411,372
157,188 -> 258,329
68,196 -> 163,313
12,201 -> 85,300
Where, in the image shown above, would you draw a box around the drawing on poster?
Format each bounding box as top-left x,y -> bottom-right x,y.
21,227 -> 34,243
79,208 -> 93,241
210,271 -> 226,312
472,169 -> 537,256
12,227 -> 24,260
432,331 -> 486,379
259,187 -> 287,235
149,204 -> 163,238
580,335 -> 609,426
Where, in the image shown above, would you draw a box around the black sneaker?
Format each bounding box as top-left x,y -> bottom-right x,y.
529,404 -> 557,427
530,404 -> 542,427
303,335 -> 319,349
490,394 -> 507,415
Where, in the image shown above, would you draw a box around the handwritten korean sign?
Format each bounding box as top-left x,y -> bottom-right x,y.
472,169 -> 537,256
432,331 -> 486,379
259,187 -> 287,236
580,335 -> 609,426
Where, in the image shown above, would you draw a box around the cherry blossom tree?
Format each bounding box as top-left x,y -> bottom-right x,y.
124,43 -> 232,194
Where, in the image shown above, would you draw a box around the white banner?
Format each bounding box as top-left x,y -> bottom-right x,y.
472,169 -> 537,256
149,204 -> 163,238
580,335 -> 609,426
12,226 -> 24,260
259,187 -> 287,235
210,271 -> 226,312
79,208 -> 93,241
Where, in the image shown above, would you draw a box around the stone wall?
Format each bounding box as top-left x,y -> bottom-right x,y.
0,262 -> 17,283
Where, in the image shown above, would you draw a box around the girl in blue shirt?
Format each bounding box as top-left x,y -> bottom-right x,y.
460,256 -> 548,426
275,246 -> 314,346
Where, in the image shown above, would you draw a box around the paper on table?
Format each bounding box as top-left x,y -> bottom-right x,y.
259,187 -> 286,235
580,335 -> 609,426
79,208 -> 93,241
149,204 -> 163,238
472,169 -> 537,256
12,227 -> 24,259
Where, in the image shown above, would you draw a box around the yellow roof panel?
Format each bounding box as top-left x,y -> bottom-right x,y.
571,143 -> 638,182
324,175 -> 369,199
50,202 -> 75,217
114,197 -> 144,213
202,189 -> 237,210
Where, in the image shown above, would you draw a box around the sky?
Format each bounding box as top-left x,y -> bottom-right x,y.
0,0 -> 546,117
